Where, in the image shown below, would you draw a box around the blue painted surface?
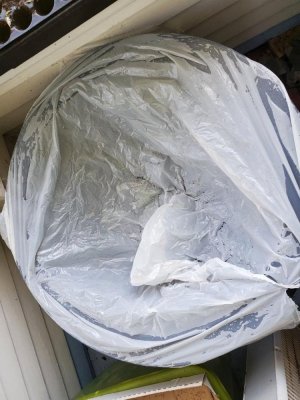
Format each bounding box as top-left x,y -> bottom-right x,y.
235,14 -> 300,54
293,289 -> 300,307
64,333 -> 95,389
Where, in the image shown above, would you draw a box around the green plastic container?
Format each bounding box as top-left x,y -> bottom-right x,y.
74,362 -> 232,400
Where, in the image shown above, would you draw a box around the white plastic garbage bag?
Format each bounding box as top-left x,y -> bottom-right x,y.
1,33 -> 300,367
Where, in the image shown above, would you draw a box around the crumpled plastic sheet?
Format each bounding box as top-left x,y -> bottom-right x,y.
1,33 -> 300,367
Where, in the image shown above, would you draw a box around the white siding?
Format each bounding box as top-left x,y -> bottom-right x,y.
0,135 -> 80,400
0,242 -> 49,400
163,0 -> 300,44
3,245 -> 81,400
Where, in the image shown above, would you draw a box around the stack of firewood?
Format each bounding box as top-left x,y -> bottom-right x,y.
247,26 -> 300,109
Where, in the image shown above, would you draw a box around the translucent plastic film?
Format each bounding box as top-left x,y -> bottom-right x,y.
1,34 -> 300,367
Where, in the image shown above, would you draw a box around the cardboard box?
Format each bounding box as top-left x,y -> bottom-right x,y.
89,374 -> 218,400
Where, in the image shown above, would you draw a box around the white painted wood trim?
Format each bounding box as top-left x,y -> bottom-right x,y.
1,0 -> 300,136
0,130 -> 80,400
43,311 -> 81,399
3,245 -> 80,400
0,134 -> 80,399
0,377 -> 8,400
0,0 -> 197,135
0,242 -> 49,400
0,302 -> 31,400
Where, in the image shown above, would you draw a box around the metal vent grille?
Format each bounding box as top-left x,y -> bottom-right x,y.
281,328 -> 300,400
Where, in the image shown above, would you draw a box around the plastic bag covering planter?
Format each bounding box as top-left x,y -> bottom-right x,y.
1,34 -> 300,367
